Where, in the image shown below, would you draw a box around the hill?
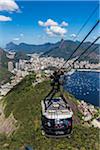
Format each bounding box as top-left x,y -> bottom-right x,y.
0,48 -> 12,85
0,67 -> 12,85
5,42 -> 57,54
0,74 -> 99,150
0,48 -> 9,68
42,40 -> 99,63
5,40 -> 99,63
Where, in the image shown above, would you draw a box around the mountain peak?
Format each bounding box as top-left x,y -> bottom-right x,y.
60,38 -> 64,42
6,42 -> 16,46
59,38 -> 66,48
6,42 -> 17,51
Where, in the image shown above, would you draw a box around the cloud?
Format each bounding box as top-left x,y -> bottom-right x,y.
49,26 -> 67,36
38,20 -> 44,26
39,19 -> 68,37
70,34 -> 76,38
0,15 -> 12,21
46,26 -> 67,37
13,34 -> 24,41
0,0 -> 19,12
46,28 -> 55,37
44,19 -> 58,26
13,37 -> 20,41
61,21 -> 68,27
38,19 -> 58,27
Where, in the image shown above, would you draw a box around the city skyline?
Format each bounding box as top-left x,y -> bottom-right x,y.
0,0 -> 99,47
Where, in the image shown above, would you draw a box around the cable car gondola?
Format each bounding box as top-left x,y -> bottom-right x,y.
41,70 -> 73,137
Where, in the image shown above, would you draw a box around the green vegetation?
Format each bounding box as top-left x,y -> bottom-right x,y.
0,48 -> 13,84
0,74 -> 99,150
14,51 -> 29,62
0,67 -> 12,84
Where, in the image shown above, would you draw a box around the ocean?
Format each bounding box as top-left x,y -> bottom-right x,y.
64,71 -> 100,106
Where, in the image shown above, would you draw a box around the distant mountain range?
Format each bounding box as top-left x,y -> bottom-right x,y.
5,39 -> 100,63
5,42 -> 58,53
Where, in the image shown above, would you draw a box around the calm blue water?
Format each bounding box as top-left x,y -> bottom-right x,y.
64,71 -> 100,106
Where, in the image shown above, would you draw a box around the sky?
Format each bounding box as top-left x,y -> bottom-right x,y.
0,0 -> 99,48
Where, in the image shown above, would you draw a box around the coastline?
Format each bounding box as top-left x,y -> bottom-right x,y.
76,69 -> 100,73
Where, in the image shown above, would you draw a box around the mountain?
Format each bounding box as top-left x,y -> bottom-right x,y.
0,74 -> 99,149
0,48 -> 12,84
42,40 -> 99,63
6,40 -> 99,63
6,42 -> 58,53
0,48 -> 9,68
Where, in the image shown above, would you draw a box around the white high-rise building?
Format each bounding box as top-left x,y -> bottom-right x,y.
15,62 -> 19,70
8,61 -> 14,72
19,59 -> 25,70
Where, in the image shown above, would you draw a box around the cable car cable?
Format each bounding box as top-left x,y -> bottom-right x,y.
65,37 -> 100,71
60,5 -> 98,49
73,5 -> 99,40
72,36 -> 100,64
80,46 -> 98,61
60,20 -> 99,69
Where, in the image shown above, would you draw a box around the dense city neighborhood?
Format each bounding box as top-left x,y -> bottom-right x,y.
1,52 -> 100,98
